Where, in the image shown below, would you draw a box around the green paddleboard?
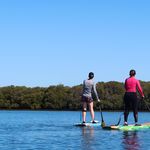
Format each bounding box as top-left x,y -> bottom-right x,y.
103,123 -> 150,131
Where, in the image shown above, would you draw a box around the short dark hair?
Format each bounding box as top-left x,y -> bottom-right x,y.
89,72 -> 94,79
129,69 -> 136,76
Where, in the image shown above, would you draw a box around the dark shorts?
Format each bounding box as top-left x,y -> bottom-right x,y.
82,96 -> 93,103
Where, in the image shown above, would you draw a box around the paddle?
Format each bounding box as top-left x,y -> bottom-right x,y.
99,104 -> 106,127
139,96 -> 150,111
115,113 -> 124,126
143,99 -> 150,111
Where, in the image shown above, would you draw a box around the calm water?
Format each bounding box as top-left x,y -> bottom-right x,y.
0,111 -> 149,150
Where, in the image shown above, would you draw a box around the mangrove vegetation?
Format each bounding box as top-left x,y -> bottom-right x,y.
0,81 -> 150,111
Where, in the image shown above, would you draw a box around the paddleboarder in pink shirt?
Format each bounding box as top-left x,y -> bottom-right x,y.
124,70 -> 144,126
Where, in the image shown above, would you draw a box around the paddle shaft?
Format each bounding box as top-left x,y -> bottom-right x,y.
115,113 -> 123,126
99,105 -> 104,123
143,100 -> 150,111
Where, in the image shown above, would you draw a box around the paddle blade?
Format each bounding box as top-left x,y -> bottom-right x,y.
101,121 -> 106,127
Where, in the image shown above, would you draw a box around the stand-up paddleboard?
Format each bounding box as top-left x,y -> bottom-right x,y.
102,123 -> 150,131
75,121 -> 101,127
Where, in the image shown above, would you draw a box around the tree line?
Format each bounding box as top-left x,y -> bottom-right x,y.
0,81 -> 150,111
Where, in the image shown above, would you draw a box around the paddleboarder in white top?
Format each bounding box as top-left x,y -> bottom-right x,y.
82,72 -> 100,124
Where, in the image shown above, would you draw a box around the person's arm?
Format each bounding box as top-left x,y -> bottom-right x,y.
82,80 -> 85,95
93,83 -> 100,102
124,79 -> 127,91
136,80 -> 144,98
83,80 -> 85,89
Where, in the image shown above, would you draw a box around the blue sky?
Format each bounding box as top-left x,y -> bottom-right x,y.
0,0 -> 150,87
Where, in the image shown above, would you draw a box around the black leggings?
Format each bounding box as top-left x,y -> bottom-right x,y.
124,92 -> 139,123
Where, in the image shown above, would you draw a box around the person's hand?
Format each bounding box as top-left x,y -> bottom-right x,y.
97,99 -> 101,102
141,96 -> 145,100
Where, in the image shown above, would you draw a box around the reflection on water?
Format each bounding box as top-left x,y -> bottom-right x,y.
81,127 -> 95,150
122,131 -> 140,150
